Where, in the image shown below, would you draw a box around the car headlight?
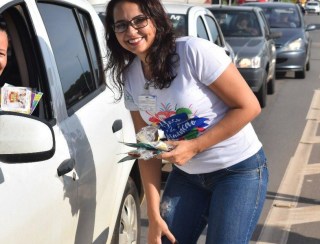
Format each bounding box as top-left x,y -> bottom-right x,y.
283,38 -> 304,51
237,56 -> 261,68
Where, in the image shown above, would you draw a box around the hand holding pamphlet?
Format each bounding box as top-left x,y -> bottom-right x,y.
118,126 -> 174,163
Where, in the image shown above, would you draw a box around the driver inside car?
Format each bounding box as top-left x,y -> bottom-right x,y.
0,24 -> 8,77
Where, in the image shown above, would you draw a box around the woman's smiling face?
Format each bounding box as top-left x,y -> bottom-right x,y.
113,1 -> 156,62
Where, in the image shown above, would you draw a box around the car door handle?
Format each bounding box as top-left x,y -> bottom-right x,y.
57,158 -> 75,177
112,119 -> 123,133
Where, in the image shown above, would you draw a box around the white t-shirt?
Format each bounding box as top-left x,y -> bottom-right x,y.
124,36 -> 262,174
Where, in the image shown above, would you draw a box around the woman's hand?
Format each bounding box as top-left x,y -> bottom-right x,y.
157,139 -> 199,166
148,216 -> 177,244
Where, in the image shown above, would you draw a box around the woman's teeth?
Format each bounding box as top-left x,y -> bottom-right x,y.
129,37 -> 142,44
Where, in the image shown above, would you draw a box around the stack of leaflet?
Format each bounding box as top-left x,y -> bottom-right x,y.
118,125 -> 173,163
0,83 -> 43,115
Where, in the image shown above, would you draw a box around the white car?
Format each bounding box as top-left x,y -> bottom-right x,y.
0,0 -> 141,243
305,1 -> 320,15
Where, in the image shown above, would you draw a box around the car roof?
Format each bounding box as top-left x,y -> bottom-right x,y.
242,2 -> 298,7
162,2 -> 210,14
91,3 -> 106,12
206,5 -> 259,11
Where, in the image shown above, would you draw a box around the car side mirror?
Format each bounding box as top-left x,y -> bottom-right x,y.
306,24 -> 317,32
0,112 -> 55,163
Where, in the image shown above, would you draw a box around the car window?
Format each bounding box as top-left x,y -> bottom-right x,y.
38,3 -> 104,111
168,14 -> 188,37
307,2 -> 319,6
212,12 -> 229,33
213,11 -> 261,37
0,3 -> 53,121
205,15 -> 222,46
260,7 -> 300,28
78,13 -> 103,88
196,16 -> 209,40
259,11 -> 270,36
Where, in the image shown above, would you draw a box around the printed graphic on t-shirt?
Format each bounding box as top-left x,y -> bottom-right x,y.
147,103 -> 209,140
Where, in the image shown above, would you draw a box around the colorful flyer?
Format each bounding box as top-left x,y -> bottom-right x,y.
0,86 -> 32,114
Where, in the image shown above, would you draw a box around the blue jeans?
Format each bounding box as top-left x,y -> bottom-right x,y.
161,148 -> 268,244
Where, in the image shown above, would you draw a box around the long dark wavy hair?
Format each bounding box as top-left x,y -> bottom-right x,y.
104,0 -> 179,100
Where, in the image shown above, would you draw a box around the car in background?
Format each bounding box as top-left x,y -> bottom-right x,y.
163,3 -> 235,62
305,1 -> 320,15
243,2 -> 317,79
207,5 -> 278,108
0,0 -> 142,243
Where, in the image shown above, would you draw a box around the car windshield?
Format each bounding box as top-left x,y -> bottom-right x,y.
167,13 -> 188,37
259,7 -> 301,28
307,2 -> 318,6
213,11 -> 261,37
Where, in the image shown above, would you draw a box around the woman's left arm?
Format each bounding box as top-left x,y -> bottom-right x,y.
158,62 -> 261,165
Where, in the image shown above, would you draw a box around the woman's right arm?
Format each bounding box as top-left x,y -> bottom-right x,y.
130,111 -> 176,243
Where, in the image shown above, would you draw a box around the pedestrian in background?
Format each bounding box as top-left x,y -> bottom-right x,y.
297,0 -> 306,15
104,0 -> 269,243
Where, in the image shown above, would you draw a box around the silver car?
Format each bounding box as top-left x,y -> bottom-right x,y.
163,3 -> 235,62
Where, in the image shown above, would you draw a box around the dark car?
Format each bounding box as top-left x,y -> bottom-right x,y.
208,5 -> 279,108
243,2 -> 317,79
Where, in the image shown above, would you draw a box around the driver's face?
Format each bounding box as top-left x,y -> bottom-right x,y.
0,30 -> 8,76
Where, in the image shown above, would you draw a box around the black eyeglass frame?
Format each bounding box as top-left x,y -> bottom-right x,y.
112,15 -> 149,33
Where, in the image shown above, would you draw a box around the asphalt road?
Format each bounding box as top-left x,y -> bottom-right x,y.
140,14 -> 320,244
251,14 -> 320,244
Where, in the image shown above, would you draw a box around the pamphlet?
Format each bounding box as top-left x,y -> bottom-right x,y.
0,86 -> 32,114
118,126 -> 173,163
0,83 -> 43,115
30,91 -> 43,114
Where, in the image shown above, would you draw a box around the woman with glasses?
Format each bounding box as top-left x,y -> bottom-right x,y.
104,0 -> 268,243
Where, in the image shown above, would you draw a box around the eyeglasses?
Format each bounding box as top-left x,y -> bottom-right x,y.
113,15 -> 149,33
